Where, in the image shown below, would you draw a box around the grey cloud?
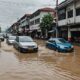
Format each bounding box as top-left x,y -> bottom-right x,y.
0,0 -> 64,31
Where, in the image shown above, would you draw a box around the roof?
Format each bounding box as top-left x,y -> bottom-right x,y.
30,7 -> 56,19
58,0 -> 74,9
49,38 -> 64,40
39,7 -> 55,12
18,14 -> 31,22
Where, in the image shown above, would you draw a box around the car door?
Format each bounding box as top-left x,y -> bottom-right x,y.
48,40 -> 56,49
14,37 -> 19,49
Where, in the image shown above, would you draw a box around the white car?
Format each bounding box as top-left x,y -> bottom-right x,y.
13,36 -> 38,53
6,36 -> 16,45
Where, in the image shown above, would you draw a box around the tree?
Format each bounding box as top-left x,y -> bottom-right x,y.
40,13 -> 53,39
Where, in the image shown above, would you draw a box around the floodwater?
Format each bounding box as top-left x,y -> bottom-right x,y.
0,40 -> 80,80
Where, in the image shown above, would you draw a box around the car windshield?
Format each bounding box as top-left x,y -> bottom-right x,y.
19,36 -> 33,42
9,36 -> 16,40
56,39 -> 67,43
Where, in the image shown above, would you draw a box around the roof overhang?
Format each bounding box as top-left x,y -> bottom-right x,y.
58,0 -> 73,9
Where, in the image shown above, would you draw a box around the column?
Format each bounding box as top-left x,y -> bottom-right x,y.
68,27 -> 71,42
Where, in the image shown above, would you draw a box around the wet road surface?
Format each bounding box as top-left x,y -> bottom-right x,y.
0,40 -> 80,80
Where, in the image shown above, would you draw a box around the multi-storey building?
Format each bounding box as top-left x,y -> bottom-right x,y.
58,0 -> 80,42
29,7 -> 55,30
17,14 -> 31,35
29,7 -> 56,38
10,7 -> 56,37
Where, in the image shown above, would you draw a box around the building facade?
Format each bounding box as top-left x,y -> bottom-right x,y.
58,0 -> 80,42
10,7 -> 56,37
29,8 -> 56,38
17,14 -> 31,35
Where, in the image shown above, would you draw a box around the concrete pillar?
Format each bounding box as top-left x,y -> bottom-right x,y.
68,27 -> 71,42
73,0 -> 76,23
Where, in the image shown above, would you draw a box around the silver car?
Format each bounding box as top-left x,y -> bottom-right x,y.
6,36 -> 16,45
13,36 -> 38,53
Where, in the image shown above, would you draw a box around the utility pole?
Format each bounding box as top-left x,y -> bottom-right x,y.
0,27 -> 1,33
56,0 -> 58,38
0,27 -> 1,47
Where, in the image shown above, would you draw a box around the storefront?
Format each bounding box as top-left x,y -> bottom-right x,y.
70,27 -> 80,43
58,26 -> 68,40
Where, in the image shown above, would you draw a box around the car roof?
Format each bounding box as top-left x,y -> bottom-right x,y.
18,36 -> 32,38
49,38 -> 64,40
9,35 -> 16,37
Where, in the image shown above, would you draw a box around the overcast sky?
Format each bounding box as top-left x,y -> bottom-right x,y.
0,0 -> 64,31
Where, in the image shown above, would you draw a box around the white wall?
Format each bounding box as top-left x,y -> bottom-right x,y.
30,11 -> 55,30
58,0 -> 80,26
30,14 -> 41,30
19,17 -> 29,28
75,0 -> 80,23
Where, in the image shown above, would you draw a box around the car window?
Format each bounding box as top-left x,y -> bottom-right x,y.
19,37 -> 33,42
56,39 -> 67,43
9,36 -> 16,40
49,40 -> 55,43
16,37 -> 19,42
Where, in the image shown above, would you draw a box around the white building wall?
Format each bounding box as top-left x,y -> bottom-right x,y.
19,18 -> 29,28
30,15 -> 41,30
58,0 -> 80,26
67,3 -> 74,25
30,12 -> 54,30
75,0 -> 80,23
58,20 -> 67,26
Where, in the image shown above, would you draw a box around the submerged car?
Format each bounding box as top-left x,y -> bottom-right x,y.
6,36 -> 16,45
46,38 -> 74,52
0,33 -> 4,41
13,36 -> 38,53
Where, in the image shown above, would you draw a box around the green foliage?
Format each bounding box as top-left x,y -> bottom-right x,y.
40,13 -> 53,38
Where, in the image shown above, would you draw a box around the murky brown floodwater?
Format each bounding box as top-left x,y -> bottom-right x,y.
0,40 -> 80,80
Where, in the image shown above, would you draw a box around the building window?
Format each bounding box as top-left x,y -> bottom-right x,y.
76,7 -> 80,16
35,18 -> 40,24
68,10 -> 73,18
30,21 -> 34,25
58,9 -> 66,20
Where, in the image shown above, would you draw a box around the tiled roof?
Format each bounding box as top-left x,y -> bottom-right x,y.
58,0 -> 73,9
39,7 -> 55,12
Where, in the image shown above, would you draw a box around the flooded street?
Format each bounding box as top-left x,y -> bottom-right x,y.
0,40 -> 80,80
